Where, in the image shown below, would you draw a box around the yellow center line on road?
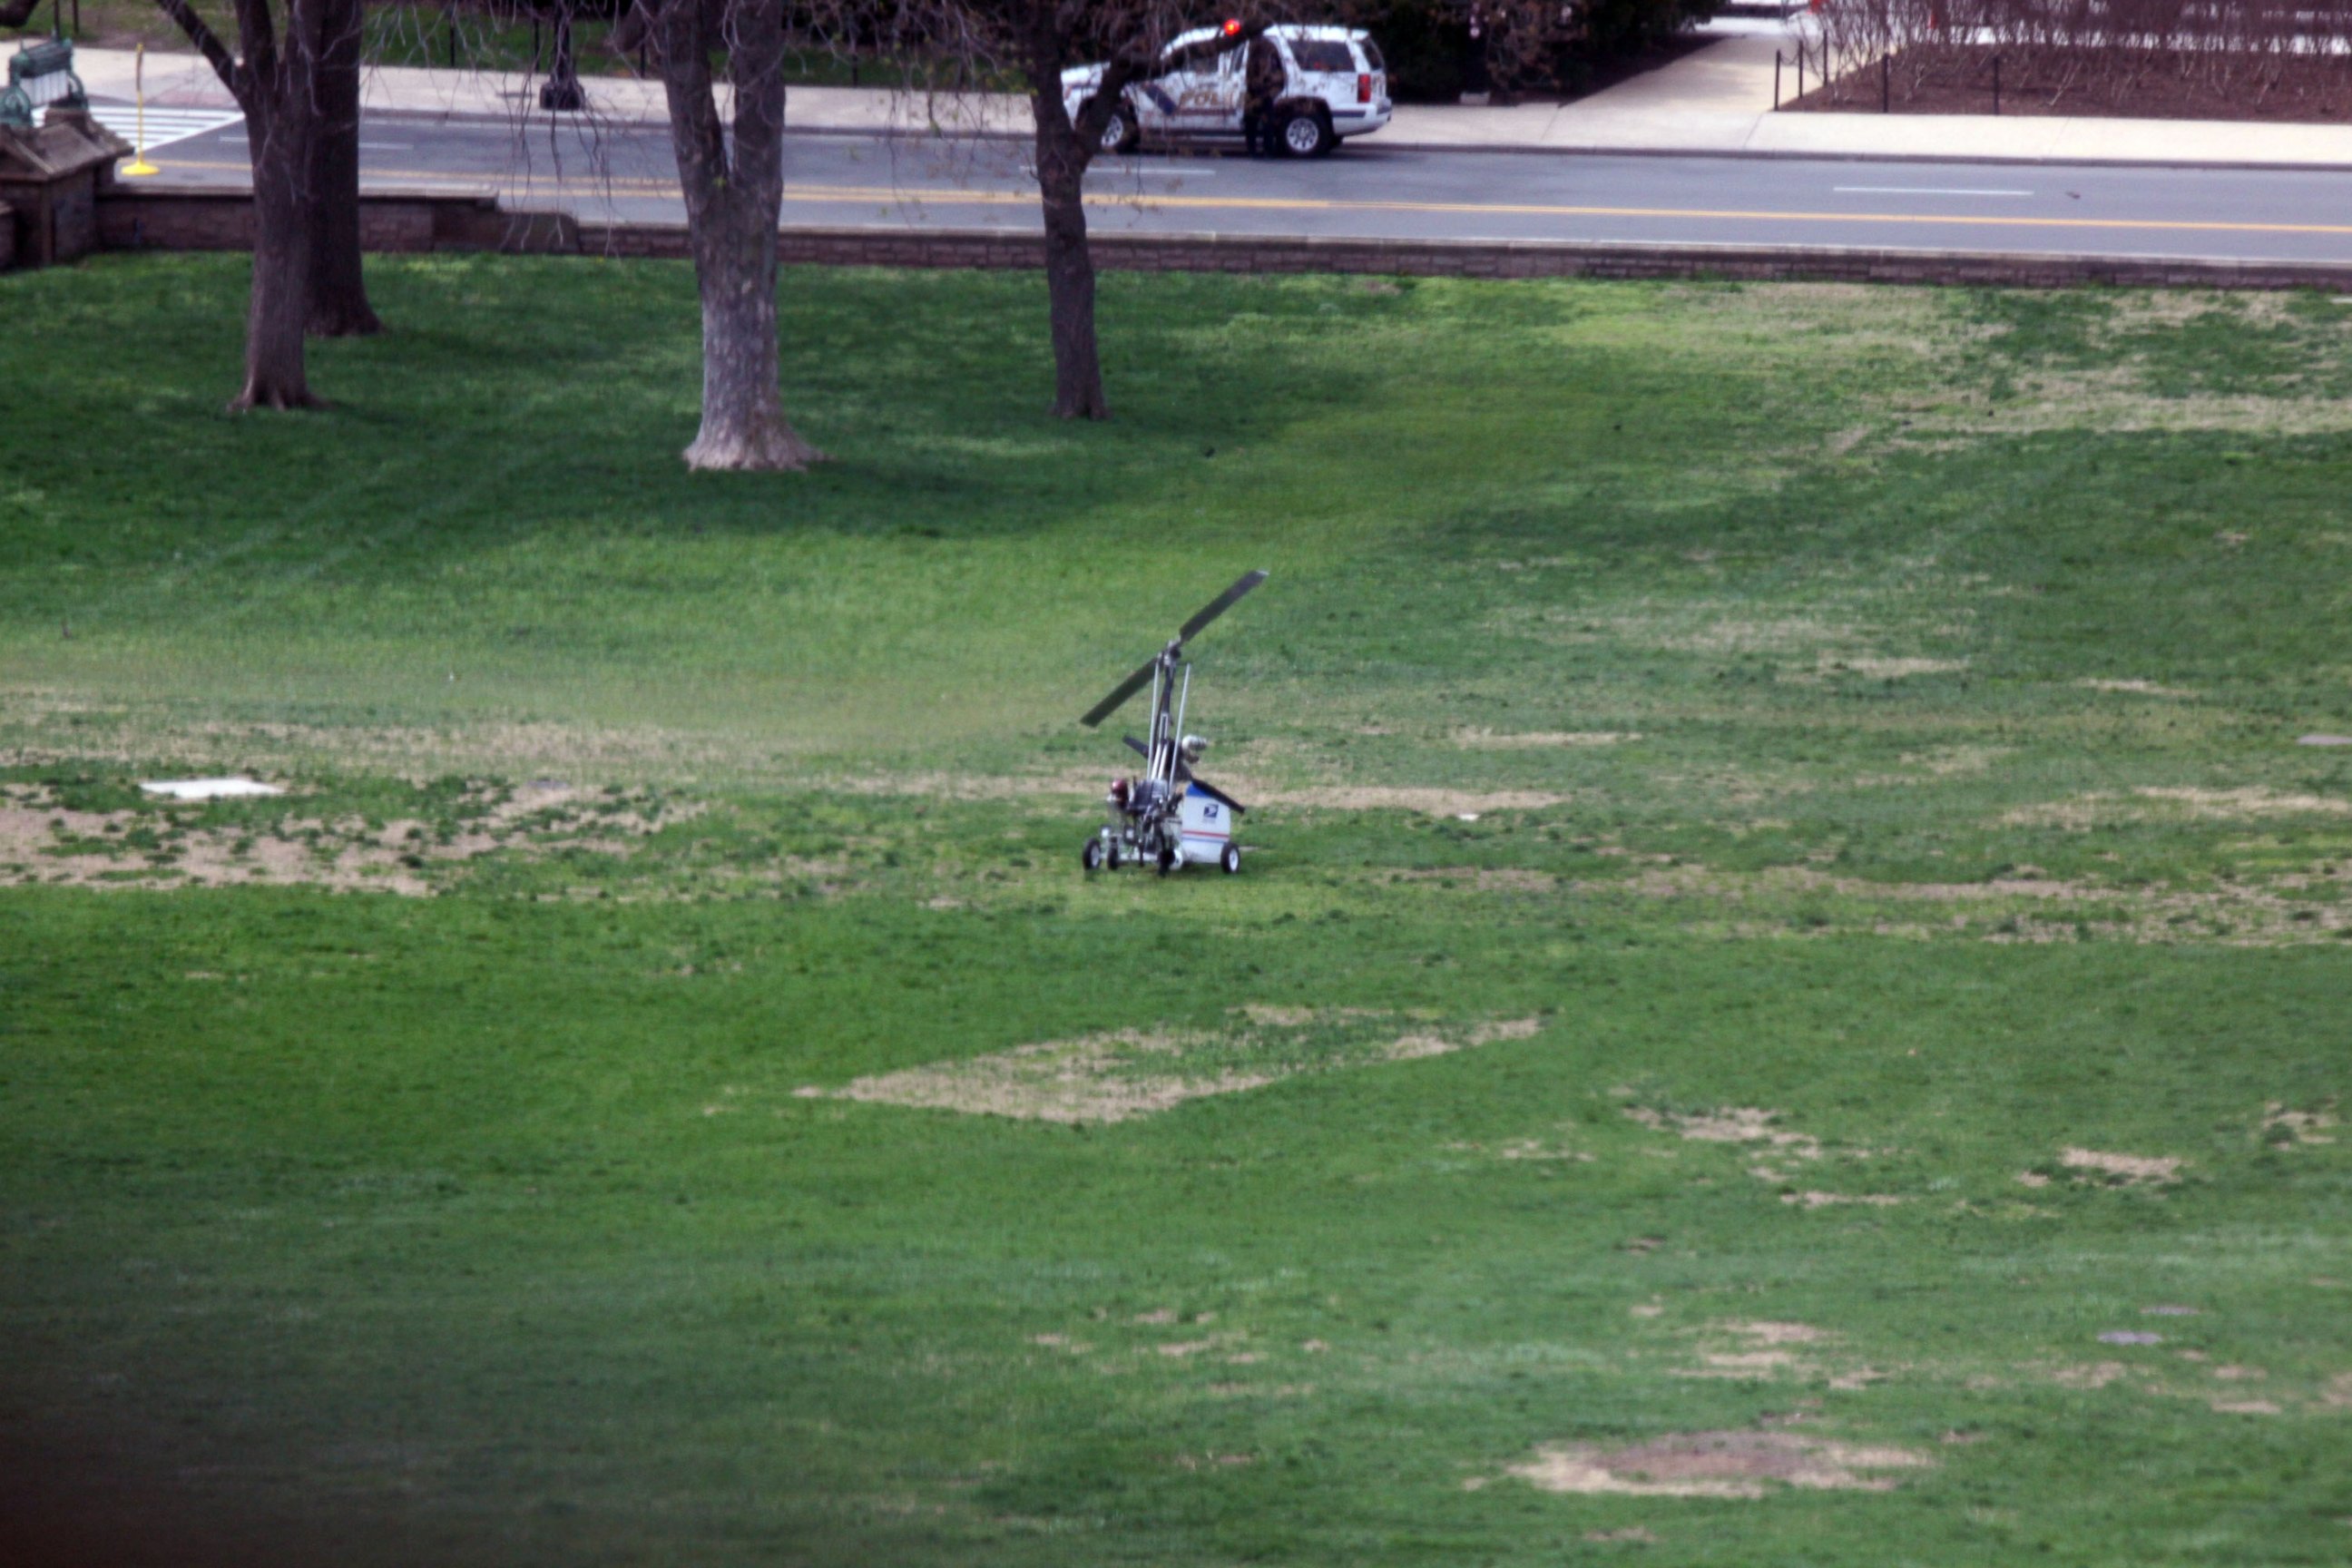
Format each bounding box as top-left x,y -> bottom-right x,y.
159,159 -> 2352,239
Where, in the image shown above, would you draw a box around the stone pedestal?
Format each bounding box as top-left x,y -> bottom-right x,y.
0,107 -> 128,268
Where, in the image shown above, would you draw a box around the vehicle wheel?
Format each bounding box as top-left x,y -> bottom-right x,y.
1082,838 -> 1104,872
1278,108 -> 1334,159
1157,845 -> 1179,876
1106,842 -> 1123,869
1092,99 -> 1141,155
1220,843 -> 1242,875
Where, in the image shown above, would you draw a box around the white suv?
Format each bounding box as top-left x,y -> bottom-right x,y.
1063,24 -> 1391,158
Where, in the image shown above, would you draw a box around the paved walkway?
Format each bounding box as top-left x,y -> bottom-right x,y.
65,33 -> 2352,170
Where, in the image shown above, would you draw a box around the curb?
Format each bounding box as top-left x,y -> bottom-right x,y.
92,185 -> 2352,292
108,97 -> 2352,175
1365,139 -> 2352,174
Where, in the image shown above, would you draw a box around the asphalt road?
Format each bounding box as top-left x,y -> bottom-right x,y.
105,106 -> 2352,266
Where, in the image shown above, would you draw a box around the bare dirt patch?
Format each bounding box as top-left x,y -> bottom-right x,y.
2061,1148 -> 2183,1185
1782,1191 -> 1905,1209
828,769 -> 1117,802
1681,1350 -> 1801,1378
1853,745 -> 2009,788
804,1009 -> 1545,1124
2006,786 -> 2352,829
1495,1136 -> 1592,1162
0,781 -> 681,895
2046,1362 -> 2134,1390
1505,1429 -> 1932,1499
1507,590 -> 1976,699
1820,654 -> 1968,681
1722,1322 -> 1831,1347
2077,679 -> 2198,701
0,702 -> 750,781
1257,786 -> 1570,816
1390,867 -> 1562,894
1624,1105 -> 1821,1161
1892,346 -> 2352,441
2262,1102 -> 2338,1146
1453,729 -> 1642,750
1548,856 -> 2349,949
1171,1451 -> 1256,1470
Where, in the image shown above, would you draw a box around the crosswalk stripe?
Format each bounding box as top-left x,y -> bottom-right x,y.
88,105 -> 244,154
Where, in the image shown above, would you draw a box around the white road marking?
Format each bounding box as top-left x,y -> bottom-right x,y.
88,104 -> 244,152
1077,164 -> 1220,180
360,142 -> 416,151
1835,185 -> 2034,198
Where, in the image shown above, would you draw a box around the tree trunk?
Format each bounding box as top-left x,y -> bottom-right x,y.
237,98 -> 320,409
1027,62 -> 1108,421
655,0 -> 822,471
305,0 -> 380,338
152,0 -> 327,407
688,246 -> 817,469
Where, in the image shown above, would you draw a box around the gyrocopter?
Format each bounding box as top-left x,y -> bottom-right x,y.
1077,571 -> 1266,876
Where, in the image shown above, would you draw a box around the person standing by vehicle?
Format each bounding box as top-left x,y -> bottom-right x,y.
1242,35 -> 1284,154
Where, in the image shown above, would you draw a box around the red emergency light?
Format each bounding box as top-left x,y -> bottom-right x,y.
1221,17 -> 1242,34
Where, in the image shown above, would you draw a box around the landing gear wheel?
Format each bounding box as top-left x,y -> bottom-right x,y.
1278,108 -> 1334,159
1092,98 -> 1140,155
1220,842 -> 1242,875
1082,838 -> 1104,871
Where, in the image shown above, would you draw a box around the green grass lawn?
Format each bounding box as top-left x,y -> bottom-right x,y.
2,254 -> 2349,1565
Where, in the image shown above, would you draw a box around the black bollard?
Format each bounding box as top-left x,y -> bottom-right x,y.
540,6 -> 584,112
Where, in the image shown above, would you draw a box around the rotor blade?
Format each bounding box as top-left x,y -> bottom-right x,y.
1186,776 -> 1248,816
1123,735 -> 1149,759
1081,657 -> 1159,728
1177,570 -> 1269,643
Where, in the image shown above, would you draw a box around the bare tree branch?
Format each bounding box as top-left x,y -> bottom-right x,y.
152,0 -> 245,97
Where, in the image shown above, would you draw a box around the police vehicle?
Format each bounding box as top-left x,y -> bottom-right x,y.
1063,23 -> 1390,158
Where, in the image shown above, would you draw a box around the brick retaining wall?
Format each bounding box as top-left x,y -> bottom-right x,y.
85,183 -> 2352,294
98,186 -> 579,257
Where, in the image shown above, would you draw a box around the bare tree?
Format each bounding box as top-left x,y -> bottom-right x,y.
154,0 -> 328,407
912,3 -> 1262,420
628,0 -> 824,470
306,0 -> 380,337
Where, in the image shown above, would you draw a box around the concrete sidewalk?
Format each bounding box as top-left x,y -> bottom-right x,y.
66,34 -> 2352,170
